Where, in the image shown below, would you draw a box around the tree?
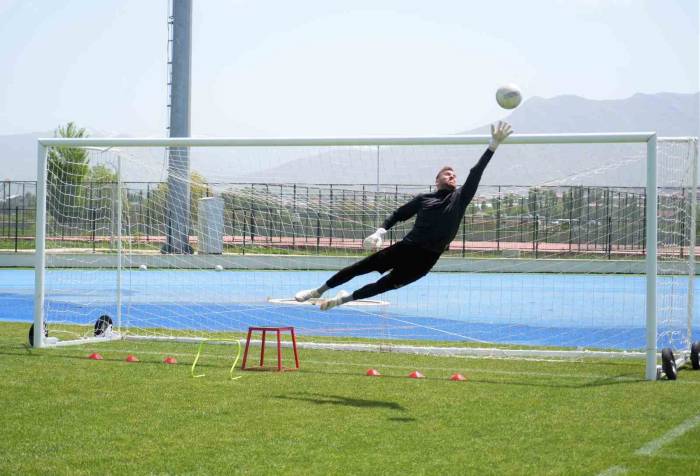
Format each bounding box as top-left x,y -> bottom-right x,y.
143,170 -> 211,236
87,164 -> 117,184
46,122 -> 89,224
189,170 -> 210,226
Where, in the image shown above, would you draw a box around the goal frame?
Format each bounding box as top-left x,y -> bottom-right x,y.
33,132 -> 694,381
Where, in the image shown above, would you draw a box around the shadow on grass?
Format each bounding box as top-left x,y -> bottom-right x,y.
579,375 -> 647,387
472,374 -> 645,389
274,392 -> 408,413
293,366 -> 644,389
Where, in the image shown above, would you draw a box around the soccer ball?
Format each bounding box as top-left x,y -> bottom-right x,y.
496,84 -> 522,109
215,265 -> 223,271
139,264 -> 148,271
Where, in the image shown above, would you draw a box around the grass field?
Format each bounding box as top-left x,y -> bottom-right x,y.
1,322 -> 699,475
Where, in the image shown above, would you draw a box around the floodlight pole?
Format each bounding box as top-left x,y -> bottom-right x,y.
165,0 -> 193,254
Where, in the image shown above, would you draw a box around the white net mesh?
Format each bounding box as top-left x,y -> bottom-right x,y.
656,139 -> 697,352
39,137 -> 697,356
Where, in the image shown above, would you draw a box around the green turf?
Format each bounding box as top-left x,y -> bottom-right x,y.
1,322 -> 699,475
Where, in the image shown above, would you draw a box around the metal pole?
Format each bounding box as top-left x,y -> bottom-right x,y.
642,190 -> 647,254
568,190 -> 573,252
165,0 -> 192,254
242,210 -> 246,255
292,184 -> 296,248
0,181 -> 5,238
14,206 -> 18,252
316,212 -> 320,254
250,185 -> 255,243
687,139 -> 698,346
586,188 -> 591,251
265,184 -> 271,245
462,214 -> 466,258
645,135 -> 658,380
139,190 -> 144,245
37,132 -> 659,148
606,189 -> 612,259
496,186 -> 501,251
33,145 -> 48,348
91,203 -> 96,253
375,145 -> 380,230
146,184 -> 151,243
117,155 -> 122,332
21,182 -> 26,247
2,181 -> 6,238
329,185 -> 333,247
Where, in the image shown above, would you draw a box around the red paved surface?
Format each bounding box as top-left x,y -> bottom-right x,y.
38,234 -> 700,256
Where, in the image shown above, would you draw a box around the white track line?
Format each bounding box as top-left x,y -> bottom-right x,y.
600,413 -> 700,475
634,414 -> 700,456
598,414 -> 700,476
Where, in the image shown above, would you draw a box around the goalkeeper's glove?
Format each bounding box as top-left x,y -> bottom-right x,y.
363,228 -> 387,250
488,121 -> 513,151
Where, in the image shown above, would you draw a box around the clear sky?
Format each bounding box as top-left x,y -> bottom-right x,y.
0,0 -> 697,137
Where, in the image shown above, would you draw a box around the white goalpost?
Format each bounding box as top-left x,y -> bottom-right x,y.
32,133 -> 698,380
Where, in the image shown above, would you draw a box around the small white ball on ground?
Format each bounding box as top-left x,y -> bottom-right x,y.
139,264 -> 148,271
215,265 -> 223,271
496,84 -> 522,109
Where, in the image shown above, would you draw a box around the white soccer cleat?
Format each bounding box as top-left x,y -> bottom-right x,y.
319,290 -> 351,311
294,288 -> 322,302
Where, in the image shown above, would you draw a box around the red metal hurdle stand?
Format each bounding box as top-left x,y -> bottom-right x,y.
241,326 -> 300,371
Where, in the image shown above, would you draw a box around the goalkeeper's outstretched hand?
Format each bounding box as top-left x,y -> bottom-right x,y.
488,121 -> 513,151
363,228 -> 387,250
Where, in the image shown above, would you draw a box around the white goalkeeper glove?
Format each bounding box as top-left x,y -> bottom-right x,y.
488,121 -> 513,151
363,228 -> 387,250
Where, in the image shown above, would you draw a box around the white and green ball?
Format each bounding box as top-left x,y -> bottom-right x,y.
496,84 -> 522,110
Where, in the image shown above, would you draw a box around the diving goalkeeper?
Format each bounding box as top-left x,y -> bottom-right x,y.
295,121 -> 513,311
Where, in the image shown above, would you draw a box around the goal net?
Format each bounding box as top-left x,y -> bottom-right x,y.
33,134 -> 698,379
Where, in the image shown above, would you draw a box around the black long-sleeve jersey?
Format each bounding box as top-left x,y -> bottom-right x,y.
381,148 -> 494,253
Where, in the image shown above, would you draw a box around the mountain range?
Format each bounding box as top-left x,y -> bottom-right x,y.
1,92 -> 697,188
